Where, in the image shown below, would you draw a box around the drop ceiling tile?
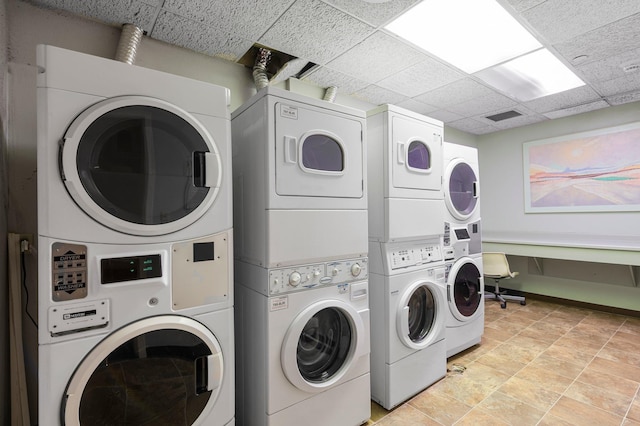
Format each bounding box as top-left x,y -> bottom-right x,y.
26,0 -> 159,31
503,0 -> 546,13
606,90 -> 640,105
414,78 -> 496,109
351,84 -> 409,106
326,31 -> 428,84
522,85 -> 601,113
301,66 -> 369,94
425,109 -> 463,123
162,0 -> 294,40
151,11 -> 254,61
376,58 -> 463,97
446,92 -> 519,117
543,100 -> 609,119
395,98 -> 439,116
521,0 -> 640,44
258,0 -> 374,65
553,13 -> 640,65
591,73 -> 640,97
575,47 -> 640,83
447,117 -> 497,134
320,0 -> 421,26
489,112 -> 547,129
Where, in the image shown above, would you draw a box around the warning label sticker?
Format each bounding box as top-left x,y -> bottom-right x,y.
270,296 -> 288,311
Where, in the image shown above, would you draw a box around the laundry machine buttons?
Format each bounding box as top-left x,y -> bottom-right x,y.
351,263 -> 362,277
289,272 -> 302,286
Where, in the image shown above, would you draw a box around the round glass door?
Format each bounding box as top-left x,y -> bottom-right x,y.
61,96 -> 222,236
63,316 -> 224,425
397,281 -> 443,350
450,260 -> 482,320
281,299 -> 366,393
297,308 -> 351,383
445,159 -> 478,220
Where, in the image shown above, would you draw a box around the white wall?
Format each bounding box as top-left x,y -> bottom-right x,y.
479,100 -> 640,247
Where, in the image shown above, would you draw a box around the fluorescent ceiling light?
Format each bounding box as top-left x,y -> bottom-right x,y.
475,48 -> 586,101
385,0 -> 542,73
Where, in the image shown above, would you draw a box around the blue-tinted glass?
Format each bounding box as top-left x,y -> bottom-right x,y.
407,141 -> 430,170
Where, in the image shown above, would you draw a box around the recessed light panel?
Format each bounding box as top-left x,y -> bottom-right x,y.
475,49 -> 586,102
385,0 -> 542,73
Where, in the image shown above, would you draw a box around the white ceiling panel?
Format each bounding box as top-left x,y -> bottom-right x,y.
258,0 -> 374,65
376,58 -> 463,98
20,0 -> 640,135
320,0 -> 421,27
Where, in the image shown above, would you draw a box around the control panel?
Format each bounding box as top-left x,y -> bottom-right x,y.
269,257 -> 368,295
51,242 -> 88,302
388,241 -> 443,270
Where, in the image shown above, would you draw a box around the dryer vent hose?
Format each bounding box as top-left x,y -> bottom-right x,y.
116,23 -> 144,65
253,48 -> 272,90
323,85 -> 338,102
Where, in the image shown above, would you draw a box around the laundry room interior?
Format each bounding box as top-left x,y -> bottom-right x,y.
1,0 -> 640,425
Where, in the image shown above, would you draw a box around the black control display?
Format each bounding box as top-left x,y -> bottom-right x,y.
101,254 -> 162,284
455,228 -> 470,240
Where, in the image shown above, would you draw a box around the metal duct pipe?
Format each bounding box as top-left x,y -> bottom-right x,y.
115,23 -> 144,65
323,85 -> 338,102
253,48 -> 272,90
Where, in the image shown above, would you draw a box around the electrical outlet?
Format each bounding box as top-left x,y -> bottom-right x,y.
19,233 -> 35,253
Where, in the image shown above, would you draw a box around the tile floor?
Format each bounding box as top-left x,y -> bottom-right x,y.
366,297 -> 640,426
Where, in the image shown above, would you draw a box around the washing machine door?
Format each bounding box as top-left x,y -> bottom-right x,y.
62,316 -> 224,425
396,280 -> 444,350
281,299 -> 367,393
391,114 -> 442,192
447,258 -> 483,322
61,96 -> 222,236
444,158 -> 479,221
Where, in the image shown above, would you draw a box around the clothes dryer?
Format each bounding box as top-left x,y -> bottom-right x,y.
231,87 -> 367,268
38,45 -> 232,244
443,142 -> 480,225
234,257 -> 370,426
368,238 -> 447,409
37,235 -> 234,426
443,254 -> 484,358
367,105 -> 444,243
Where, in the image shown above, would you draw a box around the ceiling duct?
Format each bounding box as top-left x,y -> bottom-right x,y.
115,23 -> 144,65
485,110 -> 522,122
323,85 -> 338,103
252,47 -> 272,90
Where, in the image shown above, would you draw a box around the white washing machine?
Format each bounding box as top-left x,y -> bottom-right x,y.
366,105 -> 444,243
37,236 -> 234,425
30,45 -> 235,425
234,257 -> 370,426
444,254 -> 484,358
442,142 -> 484,357
231,87 -> 368,268
38,44 -> 232,244
368,238 -> 447,409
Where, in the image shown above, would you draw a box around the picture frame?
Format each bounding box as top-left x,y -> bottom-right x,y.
523,122 -> 640,213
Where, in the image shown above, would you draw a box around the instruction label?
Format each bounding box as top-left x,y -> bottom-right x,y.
270,296 -> 288,311
280,105 -> 298,120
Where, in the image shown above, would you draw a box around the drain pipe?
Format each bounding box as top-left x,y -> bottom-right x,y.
115,23 -> 144,64
323,85 -> 338,102
253,48 -> 272,90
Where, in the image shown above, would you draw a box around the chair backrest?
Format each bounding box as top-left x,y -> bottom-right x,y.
482,252 -> 517,279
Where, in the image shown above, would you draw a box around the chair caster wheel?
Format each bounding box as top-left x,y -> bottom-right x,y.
520,301 -> 526,306
500,302 -> 507,309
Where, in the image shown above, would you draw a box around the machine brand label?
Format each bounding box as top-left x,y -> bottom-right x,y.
280,105 -> 298,120
270,296 -> 288,311
54,282 -> 86,292
63,309 -> 96,320
55,253 -> 86,262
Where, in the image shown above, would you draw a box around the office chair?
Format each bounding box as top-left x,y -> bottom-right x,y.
482,252 -> 525,309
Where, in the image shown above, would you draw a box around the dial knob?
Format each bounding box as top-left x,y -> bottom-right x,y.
331,268 -> 339,276
351,263 -> 362,277
313,270 -> 321,278
289,272 -> 301,286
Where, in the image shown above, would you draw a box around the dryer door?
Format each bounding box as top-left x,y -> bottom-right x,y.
63,316 -> 224,426
391,115 -> 442,192
396,280 -> 444,350
281,299 -> 367,393
61,96 -> 223,236
444,158 -> 479,221
274,102 -> 364,199
447,258 -> 483,322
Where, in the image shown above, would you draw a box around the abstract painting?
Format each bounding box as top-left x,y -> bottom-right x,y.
523,122 -> 640,213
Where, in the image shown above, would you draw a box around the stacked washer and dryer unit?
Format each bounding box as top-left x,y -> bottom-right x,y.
232,87 -> 371,426
442,142 -> 485,358
30,45 -> 235,425
366,105 -> 448,410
